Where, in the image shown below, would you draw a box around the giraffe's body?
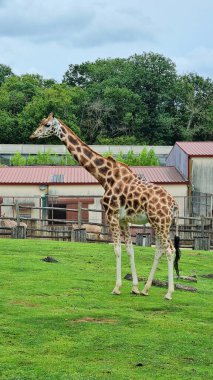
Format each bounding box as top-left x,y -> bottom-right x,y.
30,113 -> 180,300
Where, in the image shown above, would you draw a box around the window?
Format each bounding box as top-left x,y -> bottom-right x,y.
48,204 -> 66,225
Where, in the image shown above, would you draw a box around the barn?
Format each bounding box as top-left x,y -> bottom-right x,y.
166,142 -> 213,216
0,165 -> 187,224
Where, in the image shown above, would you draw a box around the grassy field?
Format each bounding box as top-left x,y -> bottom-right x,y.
0,238 -> 212,380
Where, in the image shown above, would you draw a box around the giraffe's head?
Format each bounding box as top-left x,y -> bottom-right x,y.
30,112 -> 59,140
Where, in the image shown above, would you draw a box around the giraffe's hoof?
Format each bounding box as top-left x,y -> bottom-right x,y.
141,290 -> 149,296
131,286 -> 140,295
112,288 -> 121,295
164,293 -> 172,300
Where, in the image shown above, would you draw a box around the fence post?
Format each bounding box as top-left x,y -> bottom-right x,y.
201,216 -> 205,236
78,202 -> 82,228
11,226 -> 26,239
194,237 -> 210,251
15,200 -> 20,226
71,228 -> 86,242
136,233 -> 151,247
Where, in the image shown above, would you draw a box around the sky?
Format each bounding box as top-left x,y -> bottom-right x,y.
0,0 -> 212,82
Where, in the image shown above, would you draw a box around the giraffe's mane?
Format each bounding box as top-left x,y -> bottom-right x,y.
57,118 -> 134,175
58,119 -> 103,157
105,156 -> 134,173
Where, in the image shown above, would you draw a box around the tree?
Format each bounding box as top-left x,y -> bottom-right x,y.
176,73 -> 213,140
63,53 -> 179,145
0,110 -> 16,143
0,64 -> 14,85
0,74 -> 44,116
18,84 -> 86,143
63,58 -> 127,87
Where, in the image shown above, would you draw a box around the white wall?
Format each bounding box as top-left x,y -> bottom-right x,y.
192,158 -> 213,194
0,183 -> 188,221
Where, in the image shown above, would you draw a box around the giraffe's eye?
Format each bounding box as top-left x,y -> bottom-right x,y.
45,123 -> 51,128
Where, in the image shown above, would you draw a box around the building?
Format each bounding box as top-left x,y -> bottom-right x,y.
0,165 -> 187,223
166,142 -> 213,193
166,142 -> 213,216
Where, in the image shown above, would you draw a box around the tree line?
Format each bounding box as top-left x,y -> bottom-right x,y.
0,52 -> 212,146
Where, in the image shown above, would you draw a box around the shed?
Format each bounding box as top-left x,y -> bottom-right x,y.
166,142 -> 213,194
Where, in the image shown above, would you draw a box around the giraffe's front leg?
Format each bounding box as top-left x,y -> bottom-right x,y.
121,224 -> 140,295
112,242 -> 122,295
109,220 -> 123,295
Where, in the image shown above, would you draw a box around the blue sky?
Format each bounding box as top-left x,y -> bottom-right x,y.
0,0 -> 212,81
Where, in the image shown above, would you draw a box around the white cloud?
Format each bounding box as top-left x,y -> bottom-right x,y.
174,47 -> 213,78
0,0 -> 212,80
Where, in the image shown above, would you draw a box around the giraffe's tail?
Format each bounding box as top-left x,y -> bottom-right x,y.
173,203 -> 181,278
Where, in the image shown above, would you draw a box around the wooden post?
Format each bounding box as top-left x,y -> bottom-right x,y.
71,228 -> 86,242
11,226 -> 26,239
194,237 -> 210,251
136,233 -> 151,247
15,201 -> 20,226
201,215 -> 205,236
78,202 -> 82,228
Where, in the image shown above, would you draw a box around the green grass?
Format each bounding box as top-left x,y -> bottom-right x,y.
0,239 -> 212,380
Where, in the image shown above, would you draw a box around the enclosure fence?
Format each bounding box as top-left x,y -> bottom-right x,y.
0,195 -> 212,249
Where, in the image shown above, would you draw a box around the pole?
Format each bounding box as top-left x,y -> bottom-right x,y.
15,201 -> 20,226
78,202 -> 82,228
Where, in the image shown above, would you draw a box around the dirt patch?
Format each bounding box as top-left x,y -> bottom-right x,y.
70,317 -> 117,324
10,300 -> 40,308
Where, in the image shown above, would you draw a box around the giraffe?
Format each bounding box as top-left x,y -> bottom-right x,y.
30,113 -> 180,300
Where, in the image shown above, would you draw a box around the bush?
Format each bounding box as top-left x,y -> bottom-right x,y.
10,152 -> 26,166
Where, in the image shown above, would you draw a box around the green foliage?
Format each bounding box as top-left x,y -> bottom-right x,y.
97,135 -> 139,145
0,239 -> 212,380
10,150 -> 78,166
0,110 -> 16,143
0,55 -> 212,145
10,148 -> 158,167
0,63 -> 14,85
10,152 -> 26,166
103,147 -> 159,166
147,148 -> 159,166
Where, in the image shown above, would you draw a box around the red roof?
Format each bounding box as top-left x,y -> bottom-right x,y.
176,142 -> 213,156
0,166 -> 186,185
133,166 -> 186,183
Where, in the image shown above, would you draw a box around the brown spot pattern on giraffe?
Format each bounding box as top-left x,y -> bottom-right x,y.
83,148 -> 93,159
99,166 -> 109,175
68,135 -> 79,145
94,158 -> 105,166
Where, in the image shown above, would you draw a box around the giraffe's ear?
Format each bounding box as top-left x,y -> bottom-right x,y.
49,112 -> 54,118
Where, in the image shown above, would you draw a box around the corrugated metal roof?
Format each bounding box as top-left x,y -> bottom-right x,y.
0,165 -> 186,185
133,166 -> 186,183
176,142 -> 213,156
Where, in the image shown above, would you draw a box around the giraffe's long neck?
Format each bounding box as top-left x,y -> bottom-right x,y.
55,119 -> 113,187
